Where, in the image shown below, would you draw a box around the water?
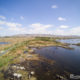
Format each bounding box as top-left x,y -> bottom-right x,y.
0,42 -> 9,45
57,39 -> 80,44
34,39 -> 80,76
0,42 -> 10,56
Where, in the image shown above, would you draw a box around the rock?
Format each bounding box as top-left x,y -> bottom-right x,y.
31,71 -> 35,75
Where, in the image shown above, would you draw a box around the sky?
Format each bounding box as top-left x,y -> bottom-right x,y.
0,0 -> 80,36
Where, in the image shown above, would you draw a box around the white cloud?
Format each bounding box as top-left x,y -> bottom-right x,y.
0,19 -> 80,36
0,20 -> 22,28
69,27 -> 80,35
0,20 -> 27,34
60,25 -> 69,29
0,15 -> 6,20
20,16 -> 24,20
8,26 -> 27,33
0,20 -> 5,25
0,26 -> 3,30
6,22 -> 22,27
51,5 -> 58,9
53,26 -> 80,35
58,17 -> 66,21
31,23 -> 52,29
54,29 -> 66,35
29,23 -> 53,34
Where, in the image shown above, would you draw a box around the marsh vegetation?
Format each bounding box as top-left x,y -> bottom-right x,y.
0,37 -> 80,80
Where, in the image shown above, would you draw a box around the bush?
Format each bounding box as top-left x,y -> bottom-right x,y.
35,37 -> 52,41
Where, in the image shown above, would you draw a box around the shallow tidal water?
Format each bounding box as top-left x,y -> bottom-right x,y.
0,42 -> 9,45
34,39 -> 80,79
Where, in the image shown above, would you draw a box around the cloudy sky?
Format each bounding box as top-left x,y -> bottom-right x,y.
0,0 -> 80,36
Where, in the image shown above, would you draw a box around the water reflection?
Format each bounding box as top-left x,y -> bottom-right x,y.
34,45 -> 80,75
57,39 -> 80,44
0,42 -> 10,44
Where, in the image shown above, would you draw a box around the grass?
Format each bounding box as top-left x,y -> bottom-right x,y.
75,43 -> 80,46
0,37 -> 32,51
27,37 -> 71,49
0,40 -> 29,70
35,37 -> 53,41
0,37 -> 73,80
0,37 -> 72,70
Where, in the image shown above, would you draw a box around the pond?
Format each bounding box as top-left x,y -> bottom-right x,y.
0,42 -> 9,45
34,39 -> 80,79
57,39 -> 80,44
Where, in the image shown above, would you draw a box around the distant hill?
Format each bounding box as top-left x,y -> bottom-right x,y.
10,34 -> 80,38
1,34 -> 80,38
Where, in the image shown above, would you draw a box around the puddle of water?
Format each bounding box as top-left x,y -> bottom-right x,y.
0,42 -> 10,45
